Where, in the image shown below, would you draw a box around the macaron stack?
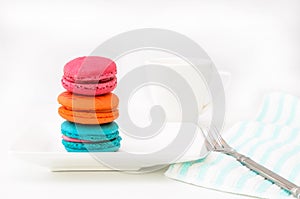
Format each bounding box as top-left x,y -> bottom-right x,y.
57,56 -> 121,152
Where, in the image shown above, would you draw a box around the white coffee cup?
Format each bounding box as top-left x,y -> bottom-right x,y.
144,57 -> 231,122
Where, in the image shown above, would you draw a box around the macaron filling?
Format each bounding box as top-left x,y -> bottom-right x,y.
62,76 -> 116,84
62,135 -> 119,143
61,130 -> 119,141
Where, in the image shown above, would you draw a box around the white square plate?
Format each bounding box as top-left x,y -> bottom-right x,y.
10,120 -> 208,171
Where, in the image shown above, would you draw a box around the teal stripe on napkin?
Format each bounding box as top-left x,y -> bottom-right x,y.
271,94 -> 285,123
256,94 -> 270,122
285,96 -> 298,125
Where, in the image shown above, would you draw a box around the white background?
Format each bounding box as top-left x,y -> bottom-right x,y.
1,0 -> 300,198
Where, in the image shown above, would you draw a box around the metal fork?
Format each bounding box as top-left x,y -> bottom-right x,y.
200,125 -> 300,198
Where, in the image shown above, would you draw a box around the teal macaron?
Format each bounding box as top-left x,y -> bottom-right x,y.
61,121 -> 119,141
61,121 -> 121,152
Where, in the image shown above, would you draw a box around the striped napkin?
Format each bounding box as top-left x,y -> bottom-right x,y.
165,92 -> 300,198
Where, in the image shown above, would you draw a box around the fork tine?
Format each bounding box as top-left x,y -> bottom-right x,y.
199,124 -> 229,151
199,127 -> 212,146
212,125 -> 231,149
206,126 -> 220,150
212,126 -> 224,148
199,126 -> 215,150
204,126 -> 216,142
205,139 -> 213,151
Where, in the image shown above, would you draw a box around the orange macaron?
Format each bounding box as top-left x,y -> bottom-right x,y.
58,91 -> 119,124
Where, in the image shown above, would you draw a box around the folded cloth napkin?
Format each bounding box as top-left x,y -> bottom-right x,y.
165,92 -> 300,199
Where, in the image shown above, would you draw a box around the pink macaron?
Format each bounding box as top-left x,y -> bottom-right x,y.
61,56 -> 117,96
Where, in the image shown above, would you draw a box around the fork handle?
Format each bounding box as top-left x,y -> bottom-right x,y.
228,151 -> 300,198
